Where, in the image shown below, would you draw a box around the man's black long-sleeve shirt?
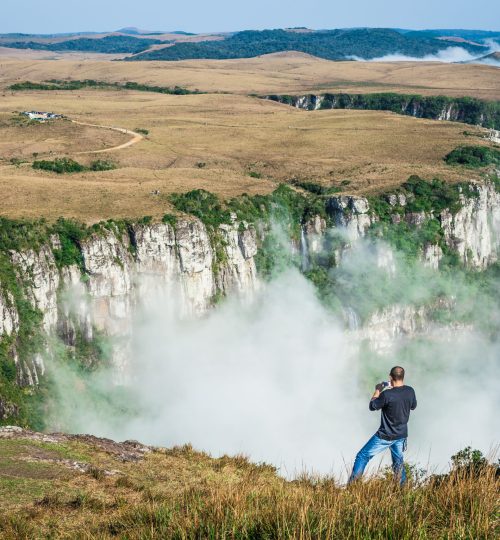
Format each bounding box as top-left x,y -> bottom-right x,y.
369,385 -> 417,440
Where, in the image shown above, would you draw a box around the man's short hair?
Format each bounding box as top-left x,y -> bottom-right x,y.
390,366 -> 405,381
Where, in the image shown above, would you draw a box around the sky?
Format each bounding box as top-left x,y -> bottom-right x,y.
1,0 -> 499,34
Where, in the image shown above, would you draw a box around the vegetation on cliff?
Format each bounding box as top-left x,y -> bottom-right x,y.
266,93 -> 500,129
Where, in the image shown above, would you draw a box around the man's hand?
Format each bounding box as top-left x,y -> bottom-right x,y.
371,382 -> 384,401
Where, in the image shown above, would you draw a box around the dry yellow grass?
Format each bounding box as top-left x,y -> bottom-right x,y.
0,114 -> 129,159
1,53 -> 499,98
0,54 -> 498,222
0,88 -> 492,222
0,435 -> 497,539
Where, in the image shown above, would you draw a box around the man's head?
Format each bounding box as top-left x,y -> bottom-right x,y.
389,366 -> 405,385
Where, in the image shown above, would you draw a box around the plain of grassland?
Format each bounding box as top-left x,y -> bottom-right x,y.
1,54 -> 500,98
0,89 -> 495,222
0,54 -> 498,222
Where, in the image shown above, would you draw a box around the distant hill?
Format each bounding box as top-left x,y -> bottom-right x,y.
115,27 -> 196,36
116,27 -> 159,35
1,35 -> 163,54
1,27 -> 495,60
126,28 -> 486,61
403,29 -> 500,43
0,31 -> 101,39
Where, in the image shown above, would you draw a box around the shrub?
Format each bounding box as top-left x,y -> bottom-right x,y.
450,446 -> 489,475
33,158 -> 86,174
137,216 -> 152,225
135,128 -> 149,136
401,175 -> 464,214
33,158 -> 117,174
445,145 -> 500,168
169,190 -> 231,228
9,79 -> 199,95
89,160 -> 116,171
89,159 -> 116,171
292,180 -> 342,195
161,214 -> 177,227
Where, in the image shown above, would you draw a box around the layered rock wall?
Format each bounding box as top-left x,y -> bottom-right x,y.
2,219 -> 259,385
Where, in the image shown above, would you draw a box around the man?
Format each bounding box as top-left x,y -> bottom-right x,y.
349,366 -> 417,485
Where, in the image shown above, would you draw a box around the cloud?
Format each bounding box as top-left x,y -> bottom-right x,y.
349,41 -> 500,65
349,46 -> 479,63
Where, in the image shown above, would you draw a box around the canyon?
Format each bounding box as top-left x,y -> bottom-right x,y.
0,178 -> 499,427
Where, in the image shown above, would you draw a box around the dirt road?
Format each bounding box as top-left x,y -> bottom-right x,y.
72,120 -> 144,154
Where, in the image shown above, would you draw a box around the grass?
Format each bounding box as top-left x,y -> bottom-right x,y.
0,90 -> 492,222
1,54 -> 499,99
0,434 -> 497,539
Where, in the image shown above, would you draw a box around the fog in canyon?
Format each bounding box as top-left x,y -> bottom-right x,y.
47,233 -> 500,480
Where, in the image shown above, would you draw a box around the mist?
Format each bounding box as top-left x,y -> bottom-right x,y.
350,42 -> 499,64
47,233 -> 500,480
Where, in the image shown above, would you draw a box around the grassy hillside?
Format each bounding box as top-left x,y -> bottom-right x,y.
0,90 -> 494,221
127,28 -> 484,61
0,428 -> 497,539
1,56 -> 498,100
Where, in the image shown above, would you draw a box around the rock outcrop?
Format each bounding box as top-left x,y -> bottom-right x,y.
10,246 -> 60,332
0,288 -> 19,337
326,196 -> 372,241
440,183 -> 500,269
359,299 -> 465,353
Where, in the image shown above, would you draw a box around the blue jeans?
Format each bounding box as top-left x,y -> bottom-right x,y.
349,434 -> 407,485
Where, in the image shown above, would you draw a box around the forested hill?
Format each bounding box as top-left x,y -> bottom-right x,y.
126,28 -> 485,61
1,35 -> 163,54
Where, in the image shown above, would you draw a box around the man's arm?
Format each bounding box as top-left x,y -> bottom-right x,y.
411,390 -> 417,410
369,383 -> 386,411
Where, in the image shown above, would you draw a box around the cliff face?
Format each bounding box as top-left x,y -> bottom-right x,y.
0,181 -> 499,394
326,182 -> 500,269
264,93 -> 500,129
440,183 -> 500,269
2,219 -> 258,386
